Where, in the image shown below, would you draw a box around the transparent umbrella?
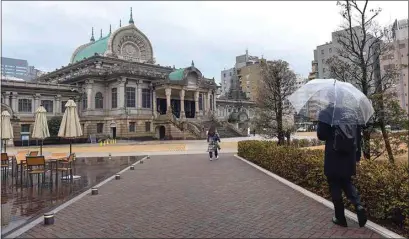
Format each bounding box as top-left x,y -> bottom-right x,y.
288,79 -> 374,125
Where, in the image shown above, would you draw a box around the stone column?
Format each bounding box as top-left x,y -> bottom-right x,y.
33,94 -> 41,111
137,80 -> 142,110
85,79 -> 94,110
179,89 -> 185,119
11,92 -> 18,113
55,95 -> 61,115
206,91 -> 211,115
5,92 -> 11,106
213,92 -> 216,114
152,89 -> 157,118
194,91 -> 199,118
165,87 -> 172,115
118,77 -> 126,109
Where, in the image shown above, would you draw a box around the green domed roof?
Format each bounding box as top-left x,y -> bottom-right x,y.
72,35 -> 110,63
168,68 -> 185,81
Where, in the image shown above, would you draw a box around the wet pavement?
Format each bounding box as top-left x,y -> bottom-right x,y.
1,155 -> 144,236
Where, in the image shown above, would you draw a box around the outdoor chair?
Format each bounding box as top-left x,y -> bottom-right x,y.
1,153 -> 10,177
28,151 -> 39,156
56,154 -> 74,181
26,156 -> 48,186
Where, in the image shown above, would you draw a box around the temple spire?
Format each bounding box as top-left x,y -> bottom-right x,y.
109,24 -> 112,34
191,60 -> 195,67
120,19 -> 122,27
129,7 -> 134,24
100,29 -> 103,39
90,27 -> 95,42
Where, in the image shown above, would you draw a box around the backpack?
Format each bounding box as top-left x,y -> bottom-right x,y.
332,124 -> 357,154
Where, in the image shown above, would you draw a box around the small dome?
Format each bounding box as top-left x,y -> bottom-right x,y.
168,68 -> 185,81
71,35 -> 110,63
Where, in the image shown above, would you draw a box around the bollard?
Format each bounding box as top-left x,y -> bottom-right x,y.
147,155 -> 150,159
91,188 -> 98,195
115,174 -> 120,180
140,160 -> 144,164
130,165 -> 135,170
44,212 -> 54,225
99,141 -> 102,147
103,141 -> 106,146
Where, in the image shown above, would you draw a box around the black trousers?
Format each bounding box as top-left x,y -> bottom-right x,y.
209,149 -> 218,158
327,176 -> 362,220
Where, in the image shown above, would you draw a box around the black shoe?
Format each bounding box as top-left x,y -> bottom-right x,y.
356,206 -> 367,227
332,216 -> 348,227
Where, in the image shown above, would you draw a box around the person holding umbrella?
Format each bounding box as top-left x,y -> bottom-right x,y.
288,79 -> 372,228
316,90 -> 367,228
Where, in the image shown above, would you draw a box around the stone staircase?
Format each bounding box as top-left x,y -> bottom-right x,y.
202,120 -> 244,138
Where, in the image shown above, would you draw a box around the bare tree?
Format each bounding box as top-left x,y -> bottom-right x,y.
254,60 -> 297,145
326,0 -> 401,162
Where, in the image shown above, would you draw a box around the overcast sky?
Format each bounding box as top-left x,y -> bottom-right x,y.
2,1 -> 408,83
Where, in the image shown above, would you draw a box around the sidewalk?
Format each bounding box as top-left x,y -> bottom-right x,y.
12,154 -> 383,238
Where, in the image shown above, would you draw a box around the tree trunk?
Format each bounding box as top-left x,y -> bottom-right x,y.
362,128 -> 371,160
286,131 -> 291,145
379,121 -> 394,163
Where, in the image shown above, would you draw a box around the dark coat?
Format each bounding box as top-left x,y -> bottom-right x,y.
317,107 -> 361,178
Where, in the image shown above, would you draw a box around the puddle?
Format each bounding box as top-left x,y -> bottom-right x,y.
1,155 -> 144,236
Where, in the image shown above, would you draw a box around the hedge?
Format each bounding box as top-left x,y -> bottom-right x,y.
238,140 -> 409,237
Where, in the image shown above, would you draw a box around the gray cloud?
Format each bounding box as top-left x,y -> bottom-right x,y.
2,1 -> 408,82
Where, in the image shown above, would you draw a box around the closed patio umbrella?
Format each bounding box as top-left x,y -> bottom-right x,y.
58,100 -> 83,154
58,100 -> 83,180
32,105 -> 50,155
1,111 -> 14,153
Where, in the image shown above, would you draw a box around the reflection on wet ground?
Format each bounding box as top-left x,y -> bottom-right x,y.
1,155 -> 144,236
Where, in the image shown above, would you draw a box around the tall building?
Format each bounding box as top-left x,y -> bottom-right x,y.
1,57 -> 43,81
1,57 -> 29,79
381,19 -> 409,112
238,62 -> 261,101
220,50 -> 260,98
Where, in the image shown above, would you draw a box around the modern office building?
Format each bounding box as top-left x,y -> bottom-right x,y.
1,57 -> 44,81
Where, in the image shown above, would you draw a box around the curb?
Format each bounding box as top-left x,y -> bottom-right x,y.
233,154 -> 405,239
4,156 -> 147,239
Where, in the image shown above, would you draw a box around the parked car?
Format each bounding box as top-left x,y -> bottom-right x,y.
297,127 -> 307,132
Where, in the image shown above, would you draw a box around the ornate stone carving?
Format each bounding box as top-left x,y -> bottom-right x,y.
110,27 -> 153,63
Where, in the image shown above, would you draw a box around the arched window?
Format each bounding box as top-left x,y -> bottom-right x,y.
95,92 -> 103,109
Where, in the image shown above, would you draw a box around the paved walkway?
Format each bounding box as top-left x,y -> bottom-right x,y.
16,154 -> 381,238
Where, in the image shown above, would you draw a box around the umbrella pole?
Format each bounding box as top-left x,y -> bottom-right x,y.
4,140 -> 7,153
70,139 -> 72,155
40,139 -> 43,156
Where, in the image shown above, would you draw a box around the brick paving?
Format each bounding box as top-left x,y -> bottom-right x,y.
17,154 -> 382,238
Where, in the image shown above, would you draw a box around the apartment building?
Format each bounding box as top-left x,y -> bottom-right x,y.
220,50 -> 260,98
237,62 -> 261,101
381,19 -> 409,112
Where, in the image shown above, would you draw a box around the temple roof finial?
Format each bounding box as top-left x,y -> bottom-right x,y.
100,29 -> 103,39
120,19 -> 122,27
109,24 -> 112,34
90,27 -> 95,42
129,7 -> 134,24
191,60 -> 194,67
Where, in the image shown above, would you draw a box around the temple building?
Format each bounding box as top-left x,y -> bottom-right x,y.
1,9 -> 254,145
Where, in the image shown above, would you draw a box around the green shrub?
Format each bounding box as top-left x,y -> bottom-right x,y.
238,140 -> 409,237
